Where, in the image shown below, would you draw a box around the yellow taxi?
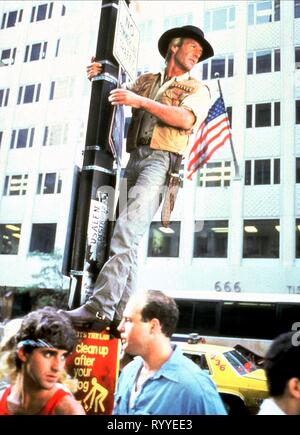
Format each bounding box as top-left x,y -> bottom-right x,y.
174,336 -> 269,415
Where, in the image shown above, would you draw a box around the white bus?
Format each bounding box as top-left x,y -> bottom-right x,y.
170,291 -> 300,360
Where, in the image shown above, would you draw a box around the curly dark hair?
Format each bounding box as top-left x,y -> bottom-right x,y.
16,306 -> 77,354
140,290 -> 179,338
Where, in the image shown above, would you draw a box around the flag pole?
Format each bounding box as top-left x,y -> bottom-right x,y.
215,73 -> 240,178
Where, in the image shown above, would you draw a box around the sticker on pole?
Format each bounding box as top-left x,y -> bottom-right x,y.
113,0 -> 139,81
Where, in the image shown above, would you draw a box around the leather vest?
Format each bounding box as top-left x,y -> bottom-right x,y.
126,72 -> 204,154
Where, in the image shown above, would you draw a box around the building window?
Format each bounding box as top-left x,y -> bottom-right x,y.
24,42 -> 48,62
245,159 -> 280,185
17,84 -> 41,104
30,2 -> 53,22
61,5 -> 66,16
193,220 -> 228,258
49,78 -> 74,100
54,35 -> 80,58
10,128 -> 35,149
227,106 -> 232,127
254,160 -> 271,184
243,219 -> 280,258
247,49 -> 280,74
37,173 -> 62,195
274,101 -> 280,126
0,88 -> 10,107
296,158 -> 300,183
246,102 -> 280,128
296,219 -> 300,258
202,54 -> 234,80
228,56 -> 234,77
211,57 -> 224,78
256,50 -> 271,73
147,222 -> 180,257
273,158 -> 280,184
3,174 -> 28,196
246,105 -> 253,128
198,161 -> 231,187
274,49 -> 280,71
29,223 -> 56,254
274,0 -> 280,20
248,0 -> 280,25
1,48 -> 16,66
296,47 -> 300,69
1,9 -> 23,29
247,53 -> 253,74
256,103 -> 271,127
202,63 -> 208,80
295,0 -> 300,18
0,131 -> 2,148
204,6 -> 235,32
296,101 -> 300,124
55,39 -> 60,57
245,160 -> 251,185
139,20 -> 154,42
43,124 -> 69,146
0,224 -> 21,255
163,14 -> 193,31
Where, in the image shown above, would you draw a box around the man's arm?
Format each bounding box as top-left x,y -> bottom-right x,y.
54,394 -> 86,415
108,88 -> 196,130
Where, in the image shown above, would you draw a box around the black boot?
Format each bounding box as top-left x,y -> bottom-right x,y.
59,305 -> 110,332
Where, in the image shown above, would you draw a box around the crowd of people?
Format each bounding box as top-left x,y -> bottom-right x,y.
1,291 -> 300,415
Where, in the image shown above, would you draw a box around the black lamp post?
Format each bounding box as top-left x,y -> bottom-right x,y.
64,0 -> 122,309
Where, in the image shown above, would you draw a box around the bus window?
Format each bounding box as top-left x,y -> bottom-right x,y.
176,300 -> 195,332
172,292 -> 300,356
277,304 -> 300,335
219,302 -> 276,339
193,301 -> 219,334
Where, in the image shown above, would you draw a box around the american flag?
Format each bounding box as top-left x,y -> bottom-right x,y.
187,96 -> 232,180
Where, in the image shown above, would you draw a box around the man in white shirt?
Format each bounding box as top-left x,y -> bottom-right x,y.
258,331 -> 300,415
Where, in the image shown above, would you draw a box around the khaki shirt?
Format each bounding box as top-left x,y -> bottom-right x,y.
125,71 -> 211,155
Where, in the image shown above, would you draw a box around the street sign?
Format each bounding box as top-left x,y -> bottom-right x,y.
113,0 -> 139,81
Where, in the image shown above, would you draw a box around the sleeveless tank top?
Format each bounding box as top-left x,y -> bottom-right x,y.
0,385 -> 71,415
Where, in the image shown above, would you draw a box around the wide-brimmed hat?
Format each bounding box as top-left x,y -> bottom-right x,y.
158,25 -> 214,62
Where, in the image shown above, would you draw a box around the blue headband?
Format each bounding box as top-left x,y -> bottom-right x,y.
17,339 -> 54,349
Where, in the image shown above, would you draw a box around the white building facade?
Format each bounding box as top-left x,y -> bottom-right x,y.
135,0 -> 300,297
0,1 -> 300,302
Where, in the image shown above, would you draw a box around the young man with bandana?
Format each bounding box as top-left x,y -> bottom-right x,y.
0,307 -> 85,415
63,26 -> 214,333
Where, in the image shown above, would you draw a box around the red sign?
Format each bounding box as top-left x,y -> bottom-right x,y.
66,329 -> 120,415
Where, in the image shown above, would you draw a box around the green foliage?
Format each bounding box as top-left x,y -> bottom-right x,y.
29,249 -> 67,291
22,250 -> 69,310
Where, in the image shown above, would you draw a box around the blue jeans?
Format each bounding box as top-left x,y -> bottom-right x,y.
86,146 -> 170,321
